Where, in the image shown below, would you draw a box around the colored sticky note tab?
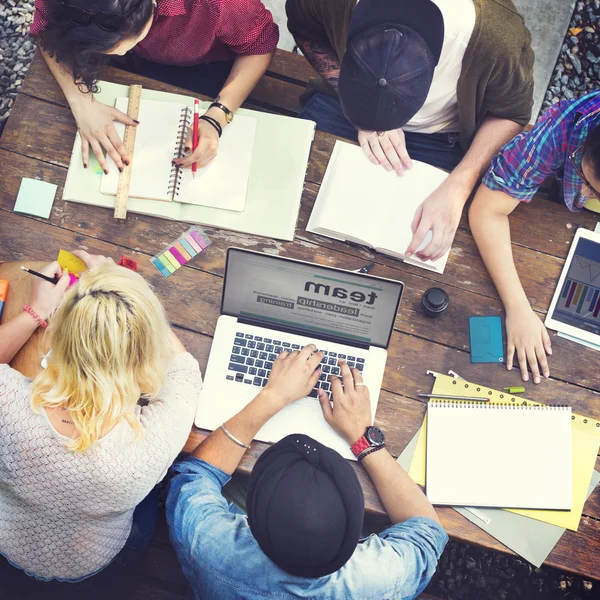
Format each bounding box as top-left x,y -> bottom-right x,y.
179,238 -> 197,257
169,246 -> 187,266
190,229 -> 209,250
184,233 -> 202,253
158,254 -> 176,274
163,251 -> 181,271
151,257 -> 171,278
14,178 -> 57,219
174,241 -> 192,261
57,250 -> 88,275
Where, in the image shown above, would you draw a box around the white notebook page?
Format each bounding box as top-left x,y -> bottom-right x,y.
426,403 -> 573,509
101,98 -> 179,201
101,98 -> 257,211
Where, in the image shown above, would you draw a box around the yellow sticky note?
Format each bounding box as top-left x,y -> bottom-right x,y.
409,374 -> 600,531
57,250 -> 88,275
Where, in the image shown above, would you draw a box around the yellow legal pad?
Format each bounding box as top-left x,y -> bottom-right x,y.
408,374 -> 600,531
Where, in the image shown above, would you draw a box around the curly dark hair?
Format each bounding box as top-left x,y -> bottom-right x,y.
38,0 -> 154,94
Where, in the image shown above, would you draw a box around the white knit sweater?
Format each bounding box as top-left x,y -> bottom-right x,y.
0,353 -> 202,581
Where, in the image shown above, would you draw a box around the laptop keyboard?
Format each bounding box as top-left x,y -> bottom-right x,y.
226,332 -> 366,400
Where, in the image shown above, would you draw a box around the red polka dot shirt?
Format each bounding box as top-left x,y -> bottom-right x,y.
31,0 -> 279,65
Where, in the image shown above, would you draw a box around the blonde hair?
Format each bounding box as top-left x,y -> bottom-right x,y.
31,262 -> 174,452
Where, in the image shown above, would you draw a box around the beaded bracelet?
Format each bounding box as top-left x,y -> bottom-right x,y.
357,443 -> 385,462
22,305 -> 48,329
199,114 -> 223,138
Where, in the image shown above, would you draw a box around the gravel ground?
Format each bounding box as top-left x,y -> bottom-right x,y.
542,0 -> 600,111
0,0 -> 35,128
1,2 -> 599,599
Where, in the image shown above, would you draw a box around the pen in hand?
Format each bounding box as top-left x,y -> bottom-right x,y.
192,99 -> 200,179
20,266 -> 60,285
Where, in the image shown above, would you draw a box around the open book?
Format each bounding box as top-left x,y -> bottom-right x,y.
100,98 -> 257,212
307,141 -> 450,273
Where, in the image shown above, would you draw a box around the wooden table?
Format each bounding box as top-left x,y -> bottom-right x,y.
1,51 -> 599,580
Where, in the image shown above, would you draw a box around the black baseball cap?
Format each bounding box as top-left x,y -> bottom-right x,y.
338,0 -> 445,132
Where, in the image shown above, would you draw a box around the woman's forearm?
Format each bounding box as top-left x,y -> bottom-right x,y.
0,312 -> 39,364
214,52 -> 273,112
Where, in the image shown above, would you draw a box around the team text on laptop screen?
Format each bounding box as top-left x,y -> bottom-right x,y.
222,250 -> 403,348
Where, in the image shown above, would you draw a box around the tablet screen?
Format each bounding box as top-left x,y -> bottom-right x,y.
550,236 -> 600,336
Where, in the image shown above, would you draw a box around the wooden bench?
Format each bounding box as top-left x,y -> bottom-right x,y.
2,48 -> 600,599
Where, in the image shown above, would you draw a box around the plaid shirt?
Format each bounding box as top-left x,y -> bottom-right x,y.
32,0 -> 279,65
482,91 -> 600,211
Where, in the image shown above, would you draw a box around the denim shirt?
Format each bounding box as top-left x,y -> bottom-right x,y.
166,457 -> 448,600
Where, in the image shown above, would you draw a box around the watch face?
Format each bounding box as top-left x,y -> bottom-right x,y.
366,426 -> 384,446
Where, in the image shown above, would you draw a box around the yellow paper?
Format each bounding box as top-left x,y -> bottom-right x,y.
408,374 -> 600,531
57,250 -> 87,276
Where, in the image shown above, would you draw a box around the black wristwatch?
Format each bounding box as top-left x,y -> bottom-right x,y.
210,96 -> 234,123
351,426 -> 385,460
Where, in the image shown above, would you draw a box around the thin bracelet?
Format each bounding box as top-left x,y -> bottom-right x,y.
220,424 -> 250,449
200,115 -> 222,138
357,444 -> 385,462
22,305 -> 48,329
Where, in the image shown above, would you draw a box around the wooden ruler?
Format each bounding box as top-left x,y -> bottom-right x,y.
114,84 -> 142,219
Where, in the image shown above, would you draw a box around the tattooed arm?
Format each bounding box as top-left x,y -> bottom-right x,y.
296,37 -> 341,90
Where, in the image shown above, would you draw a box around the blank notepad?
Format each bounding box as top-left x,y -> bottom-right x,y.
426,402 -> 573,510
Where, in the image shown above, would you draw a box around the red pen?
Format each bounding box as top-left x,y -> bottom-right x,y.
192,99 -> 200,179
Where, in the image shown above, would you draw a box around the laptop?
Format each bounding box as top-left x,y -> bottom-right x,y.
195,248 -> 404,460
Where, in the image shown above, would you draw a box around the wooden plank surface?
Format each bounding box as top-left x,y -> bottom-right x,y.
268,48 -> 318,85
1,52 -> 600,579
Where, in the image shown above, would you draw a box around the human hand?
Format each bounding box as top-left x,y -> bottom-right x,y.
358,128 -> 412,175
264,344 -> 323,408
318,360 -> 372,445
505,304 -> 552,383
406,182 -> 466,262
71,97 -> 138,174
71,250 -> 115,271
28,261 -> 70,320
174,107 -> 226,170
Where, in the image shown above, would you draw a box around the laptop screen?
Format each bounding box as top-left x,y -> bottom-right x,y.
221,249 -> 403,348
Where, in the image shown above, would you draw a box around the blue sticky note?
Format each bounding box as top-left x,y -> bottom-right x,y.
469,316 -> 504,363
13,178 -> 57,219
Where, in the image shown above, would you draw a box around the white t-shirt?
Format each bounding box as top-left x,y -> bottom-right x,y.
403,0 -> 476,134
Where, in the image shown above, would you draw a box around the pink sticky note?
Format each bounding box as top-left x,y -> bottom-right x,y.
185,233 -> 202,253
190,229 -> 208,250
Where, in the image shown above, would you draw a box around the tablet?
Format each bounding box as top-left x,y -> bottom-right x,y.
545,228 -> 600,345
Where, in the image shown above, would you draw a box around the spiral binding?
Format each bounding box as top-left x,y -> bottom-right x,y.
167,106 -> 192,200
429,400 -> 570,410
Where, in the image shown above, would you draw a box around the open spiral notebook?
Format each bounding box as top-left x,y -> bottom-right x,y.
426,400 -> 572,510
100,98 -> 257,211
